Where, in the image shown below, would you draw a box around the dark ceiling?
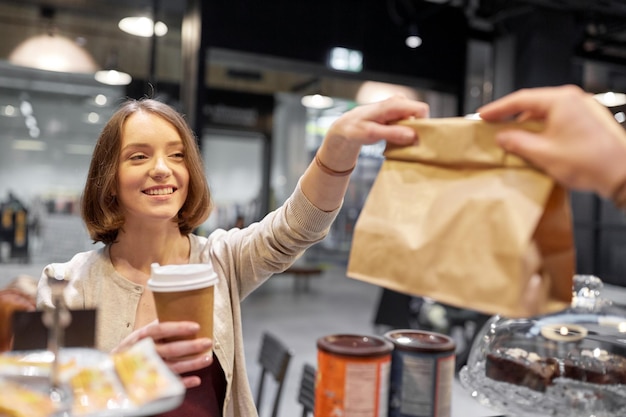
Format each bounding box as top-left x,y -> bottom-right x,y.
3,0 -> 186,22
2,0 -> 626,95
3,0 -> 626,64
468,0 -> 626,63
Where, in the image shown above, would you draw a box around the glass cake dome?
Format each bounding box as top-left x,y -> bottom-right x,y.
459,275 -> 626,417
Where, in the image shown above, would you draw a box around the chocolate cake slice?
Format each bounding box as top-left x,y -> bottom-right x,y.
562,349 -> 626,385
486,348 -> 559,392
486,347 -> 626,391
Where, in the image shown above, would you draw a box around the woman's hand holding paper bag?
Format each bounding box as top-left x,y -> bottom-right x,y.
302,95 -> 429,212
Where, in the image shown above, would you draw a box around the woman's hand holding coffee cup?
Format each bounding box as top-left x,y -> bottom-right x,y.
148,263 -> 217,347
112,320 -> 213,389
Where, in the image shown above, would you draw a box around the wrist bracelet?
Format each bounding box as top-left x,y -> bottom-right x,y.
612,178 -> 626,211
314,153 -> 356,177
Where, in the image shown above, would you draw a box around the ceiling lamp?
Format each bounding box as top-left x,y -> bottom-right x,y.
118,16 -> 168,37
94,50 -> 132,86
8,6 -> 99,74
301,94 -> 335,110
9,34 -> 99,74
355,81 -> 420,104
405,23 -> 422,48
593,91 -> 626,107
94,69 -> 132,86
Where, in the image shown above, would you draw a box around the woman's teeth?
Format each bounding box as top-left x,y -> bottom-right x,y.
145,187 -> 173,195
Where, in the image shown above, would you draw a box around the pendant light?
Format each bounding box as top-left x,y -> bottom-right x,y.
118,16 -> 168,37
8,6 -> 98,74
118,0 -> 168,38
94,50 -> 132,86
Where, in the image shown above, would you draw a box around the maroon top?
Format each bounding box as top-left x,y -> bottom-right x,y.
154,356 -> 226,417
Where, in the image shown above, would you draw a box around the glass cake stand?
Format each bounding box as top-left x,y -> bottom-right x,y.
459,275 -> 626,417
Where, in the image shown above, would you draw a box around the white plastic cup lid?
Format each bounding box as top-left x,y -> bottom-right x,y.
148,263 -> 218,292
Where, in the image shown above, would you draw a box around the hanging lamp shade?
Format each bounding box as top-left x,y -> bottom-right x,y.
118,16 -> 168,37
94,69 -> 132,86
355,81 -> 420,104
94,49 -> 132,86
8,33 -> 99,74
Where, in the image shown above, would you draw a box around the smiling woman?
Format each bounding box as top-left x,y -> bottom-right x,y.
34,95 -> 430,417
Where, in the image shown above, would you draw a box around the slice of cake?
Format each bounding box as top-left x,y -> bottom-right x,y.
486,346 -> 626,391
561,349 -> 626,385
486,347 -> 559,392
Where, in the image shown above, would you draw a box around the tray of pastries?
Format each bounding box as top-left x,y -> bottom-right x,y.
0,338 -> 184,417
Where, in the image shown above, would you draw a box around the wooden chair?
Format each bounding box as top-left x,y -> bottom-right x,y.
297,363 -> 316,417
255,331 -> 293,417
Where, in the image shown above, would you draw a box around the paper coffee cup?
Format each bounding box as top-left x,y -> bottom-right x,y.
148,263 -> 218,349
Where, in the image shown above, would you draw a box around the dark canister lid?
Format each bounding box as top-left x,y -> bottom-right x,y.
317,334 -> 393,357
384,329 -> 456,353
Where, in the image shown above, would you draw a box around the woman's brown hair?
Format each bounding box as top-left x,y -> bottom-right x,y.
81,99 -> 212,244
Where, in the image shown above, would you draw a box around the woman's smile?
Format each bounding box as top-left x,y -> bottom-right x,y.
143,186 -> 177,196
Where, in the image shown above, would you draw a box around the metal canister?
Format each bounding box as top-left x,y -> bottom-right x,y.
384,329 -> 456,417
316,334 -> 394,417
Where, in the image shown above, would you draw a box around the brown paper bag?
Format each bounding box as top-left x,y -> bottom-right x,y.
347,117 -> 575,318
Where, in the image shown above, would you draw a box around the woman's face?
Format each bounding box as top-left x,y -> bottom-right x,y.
116,111 -> 189,226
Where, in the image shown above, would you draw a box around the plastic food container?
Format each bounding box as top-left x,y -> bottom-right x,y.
459,275 -> 626,417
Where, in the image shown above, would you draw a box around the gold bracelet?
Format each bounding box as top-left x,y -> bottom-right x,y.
611,177 -> 626,210
314,153 -> 356,177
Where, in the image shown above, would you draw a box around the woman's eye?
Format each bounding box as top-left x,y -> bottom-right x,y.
129,154 -> 148,160
172,152 -> 185,159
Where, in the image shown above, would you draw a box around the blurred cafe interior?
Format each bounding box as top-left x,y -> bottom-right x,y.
2,0 -> 626,415
1,0 -> 626,278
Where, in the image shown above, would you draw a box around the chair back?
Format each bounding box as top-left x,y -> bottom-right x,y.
256,331 -> 292,417
297,363 -> 316,417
